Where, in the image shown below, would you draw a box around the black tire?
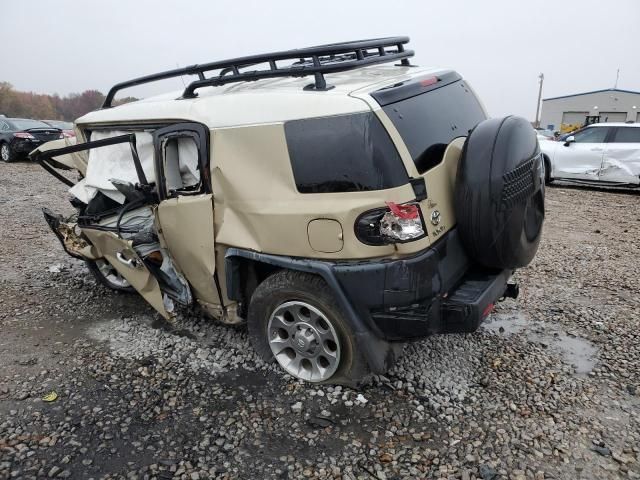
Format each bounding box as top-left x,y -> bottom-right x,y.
85,259 -> 135,292
543,155 -> 553,185
1,142 -> 15,163
248,270 -> 368,386
455,116 -> 545,270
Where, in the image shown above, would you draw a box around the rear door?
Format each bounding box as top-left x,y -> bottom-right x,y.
153,123 -> 222,311
553,126 -> 610,181
599,126 -> 640,184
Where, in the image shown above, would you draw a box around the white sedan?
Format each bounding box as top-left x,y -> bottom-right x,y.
540,123 -> 640,186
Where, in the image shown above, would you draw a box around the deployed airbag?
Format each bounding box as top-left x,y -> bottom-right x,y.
75,131 -> 156,204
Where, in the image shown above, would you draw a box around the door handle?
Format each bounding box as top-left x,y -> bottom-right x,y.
116,251 -> 141,269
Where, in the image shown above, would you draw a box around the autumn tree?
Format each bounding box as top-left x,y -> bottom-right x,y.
0,83 -> 137,121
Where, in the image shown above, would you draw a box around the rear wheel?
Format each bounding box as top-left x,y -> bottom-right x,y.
85,259 -> 134,292
248,270 -> 367,385
1,143 -> 15,163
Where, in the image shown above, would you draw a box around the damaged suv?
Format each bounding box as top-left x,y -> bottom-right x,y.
32,38 -> 544,384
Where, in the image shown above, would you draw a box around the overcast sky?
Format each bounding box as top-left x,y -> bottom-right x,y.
2,0 -> 639,119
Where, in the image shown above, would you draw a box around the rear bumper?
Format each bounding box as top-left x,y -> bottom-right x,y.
11,138 -> 45,154
331,230 -> 515,340
368,268 -> 514,339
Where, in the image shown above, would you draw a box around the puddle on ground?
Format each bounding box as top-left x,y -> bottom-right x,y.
483,313 -> 598,375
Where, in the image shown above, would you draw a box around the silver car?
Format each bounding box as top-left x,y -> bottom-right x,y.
540,123 -> 640,186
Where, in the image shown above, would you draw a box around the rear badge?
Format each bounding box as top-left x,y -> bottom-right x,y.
430,210 -> 441,226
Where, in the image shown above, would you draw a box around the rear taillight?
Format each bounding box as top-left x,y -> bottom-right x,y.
14,132 -> 35,139
355,201 -> 426,245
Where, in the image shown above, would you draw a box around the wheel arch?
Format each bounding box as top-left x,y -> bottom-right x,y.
224,248 -> 396,374
542,153 -> 553,180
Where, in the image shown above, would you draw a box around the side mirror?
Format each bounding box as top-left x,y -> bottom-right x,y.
563,135 -> 575,146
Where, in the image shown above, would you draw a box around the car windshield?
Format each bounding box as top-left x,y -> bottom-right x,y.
10,119 -> 55,130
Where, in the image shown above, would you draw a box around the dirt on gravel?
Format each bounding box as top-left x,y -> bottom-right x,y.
1,161 -> 639,480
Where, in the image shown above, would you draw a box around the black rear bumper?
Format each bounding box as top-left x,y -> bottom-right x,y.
11,138 -> 44,154
331,230 -> 514,340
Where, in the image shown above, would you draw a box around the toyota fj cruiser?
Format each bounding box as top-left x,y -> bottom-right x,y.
32,37 -> 545,384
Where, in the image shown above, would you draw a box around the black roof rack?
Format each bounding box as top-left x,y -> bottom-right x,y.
102,37 -> 414,108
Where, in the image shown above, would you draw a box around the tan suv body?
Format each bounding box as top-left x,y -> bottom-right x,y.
32,38 -> 543,384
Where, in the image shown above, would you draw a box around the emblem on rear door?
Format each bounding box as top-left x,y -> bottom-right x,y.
430,210 -> 441,226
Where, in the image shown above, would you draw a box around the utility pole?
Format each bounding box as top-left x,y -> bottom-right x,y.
534,73 -> 544,129
614,68 -> 620,89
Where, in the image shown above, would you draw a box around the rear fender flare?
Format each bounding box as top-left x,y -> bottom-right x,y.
224,248 -> 394,374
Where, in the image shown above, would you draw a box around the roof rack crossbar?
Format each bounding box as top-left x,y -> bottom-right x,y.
102,37 -> 414,108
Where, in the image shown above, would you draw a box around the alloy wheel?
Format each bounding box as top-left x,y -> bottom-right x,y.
267,300 -> 341,382
96,259 -> 131,289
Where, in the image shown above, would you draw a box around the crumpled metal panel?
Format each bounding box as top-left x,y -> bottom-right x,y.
600,147 -> 640,184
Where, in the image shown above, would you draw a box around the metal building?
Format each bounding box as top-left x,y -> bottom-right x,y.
540,88 -> 640,133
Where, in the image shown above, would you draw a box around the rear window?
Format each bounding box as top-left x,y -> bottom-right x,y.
611,127 -> 640,143
9,119 -> 53,130
284,112 -> 408,194
379,78 -> 487,174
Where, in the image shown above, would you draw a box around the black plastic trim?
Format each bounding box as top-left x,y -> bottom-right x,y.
224,248 -> 394,374
410,177 -> 427,201
225,229 -> 517,367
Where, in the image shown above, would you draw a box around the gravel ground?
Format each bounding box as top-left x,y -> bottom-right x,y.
1,161 -> 639,480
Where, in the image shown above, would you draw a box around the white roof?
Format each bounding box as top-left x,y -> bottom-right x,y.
77,66 -> 450,128
589,122 -> 639,127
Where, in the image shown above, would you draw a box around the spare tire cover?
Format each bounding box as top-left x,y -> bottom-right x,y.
454,116 -> 544,270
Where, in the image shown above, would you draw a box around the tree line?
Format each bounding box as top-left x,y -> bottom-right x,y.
0,82 -> 136,121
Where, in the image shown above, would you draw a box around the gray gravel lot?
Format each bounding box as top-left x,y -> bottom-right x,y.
1,161 -> 639,480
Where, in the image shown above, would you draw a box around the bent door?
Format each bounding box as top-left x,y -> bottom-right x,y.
599,127 -> 640,184
82,223 -> 170,318
553,126 -> 610,181
153,123 -> 221,310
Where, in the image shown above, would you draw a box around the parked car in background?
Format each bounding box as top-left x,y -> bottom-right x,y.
0,118 -> 63,162
540,123 -> 640,186
43,120 -> 75,138
535,128 -> 554,141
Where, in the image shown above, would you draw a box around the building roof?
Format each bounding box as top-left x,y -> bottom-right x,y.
543,88 -> 640,102
586,122 -> 640,128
